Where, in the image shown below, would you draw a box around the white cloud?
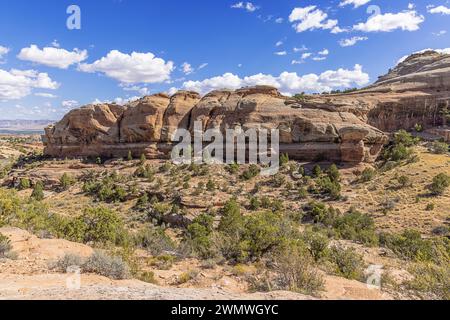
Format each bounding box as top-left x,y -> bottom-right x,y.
0,46 -> 10,62
35,92 -> 57,98
51,40 -> 60,48
339,36 -> 368,47
289,6 -> 339,33
339,0 -> 371,8
274,51 -> 287,56
428,5 -> 450,15
433,30 -> 447,36
167,87 -> 178,96
182,65 -> 369,95
198,63 -> 208,70
276,41 -> 283,47
181,62 -> 193,75
231,2 -> 259,12
293,45 -> 308,52
318,49 -> 329,55
0,68 -> 59,100
18,45 -> 88,69
353,10 -> 424,32
79,50 -> 174,84
62,100 -> 79,108
408,3 -> 415,10
302,52 -> 312,59
275,18 -> 284,23
120,84 -> 149,96
313,57 -> 327,61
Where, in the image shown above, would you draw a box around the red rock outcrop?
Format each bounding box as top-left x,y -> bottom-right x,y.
43,51 -> 450,163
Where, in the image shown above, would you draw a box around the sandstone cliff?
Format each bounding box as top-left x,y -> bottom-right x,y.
43,50 -> 450,163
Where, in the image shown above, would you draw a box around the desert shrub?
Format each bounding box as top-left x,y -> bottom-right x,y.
134,164 -> 155,180
59,173 -> 76,190
429,173 -> 450,195
18,178 -> 31,190
302,230 -> 329,262
139,153 -> 146,165
279,153 -> 289,167
226,163 -> 240,175
397,175 -> 410,188
177,269 -> 199,284
65,206 -> 127,245
385,143 -> 414,162
136,193 -> 149,209
31,181 -> 44,201
393,130 -> 418,147
312,165 -> 322,178
360,167 -> 376,182
127,150 -> 133,161
316,176 -> 341,200
406,263 -> 450,300
328,246 -> 365,280
83,250 -> 130,280
327,164 -> 340,182
206,179 -> 215,191
241,164 -> 260,180
430,141 -> 449,154
414,123 -> 423,132
298,187 -> 308,199
269,173 -> 286,188
53,253 -> 84,272
332,209 -> 378,246
0,233 -> 12,258
185,214 -> 215,259
135,227 -> 175,255
303,201 -> 337,225
272,243 -> 324,296
148,254 -> 176,270
425,203 -> 435,211
82,173 -> 128,202
138,271 -> 158,284
379,230 -> 449,265
249,197 -> 261,211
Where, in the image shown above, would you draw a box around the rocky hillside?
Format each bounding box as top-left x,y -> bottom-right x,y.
43,50 -> 450,162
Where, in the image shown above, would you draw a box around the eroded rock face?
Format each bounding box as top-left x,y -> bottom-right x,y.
44,85 -> 387,163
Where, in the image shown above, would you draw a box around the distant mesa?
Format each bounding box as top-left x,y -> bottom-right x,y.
43,50 -> 450,163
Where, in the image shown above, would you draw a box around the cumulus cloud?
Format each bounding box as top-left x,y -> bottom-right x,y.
289,6 -> 339,33
353,10 -> 424,32
182,65 -> 369,95
0,68 -> 59,101
339,36 -> 368,47
428,5 -> 450,15
231,2 -> 259,12
0,46 -> 10,62
274,51 -> 287,56
313,57 -> 327,61
18,45 -> 88,69
275,18 -> 284,23
293,46 -> 308,52
339,0 -> 371,8
318,49 -> 329,55
302,52 -> 312,59
79,50 -> 174,84
181,62 -> 193,75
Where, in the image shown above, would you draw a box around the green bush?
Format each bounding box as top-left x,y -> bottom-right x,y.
53,253 -> 84,272
360,168 -> 376,182
303,201 -> 337,225
31,181 -> 44,201
379,230 -> 449,265
332,209 -> 378,246
18,178 -> 31,190
394,130 -> 418,147
226,163 -> 240,175
328,246 -> 365,280
406,263 -> 450,300
83,173 -> 129,202
241,164 -> 260,180
429,173 -> 450,195
249,197 -> 261,211
185,214 -> 215,259
60,173 -> 76,190
327,164 -> 340,182
312,165 -> 322,178
279,153 -> 289,167
66,206 -> 127,245
316,176 -> 341,200
302,230 -> 329,262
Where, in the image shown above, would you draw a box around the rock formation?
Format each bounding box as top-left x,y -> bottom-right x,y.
43,50 -> 450,163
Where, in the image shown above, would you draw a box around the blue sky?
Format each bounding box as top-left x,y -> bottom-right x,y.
0,0 -> 449,119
